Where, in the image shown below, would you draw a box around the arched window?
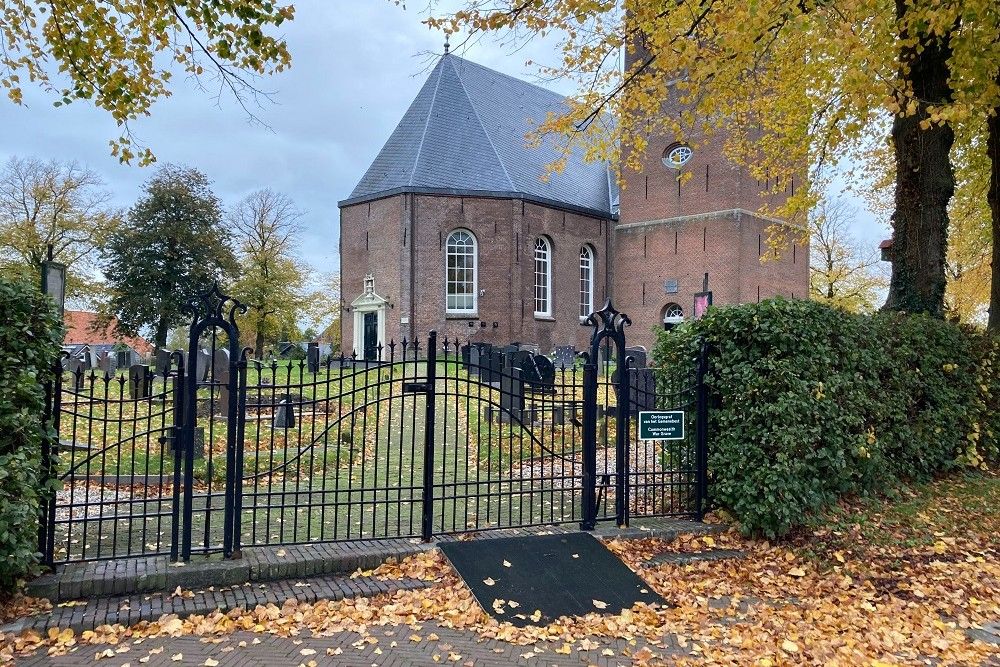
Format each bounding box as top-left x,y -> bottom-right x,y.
446,229 -> 477,313
662,303 -> 684,322
579,245 -> 595,320
533,237 -> 552,317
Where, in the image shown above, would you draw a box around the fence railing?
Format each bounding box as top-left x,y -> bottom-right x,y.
40,292 -> 709,564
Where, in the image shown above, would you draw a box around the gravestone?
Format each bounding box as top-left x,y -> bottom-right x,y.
155,349 -> 172,376
68,358 -> 86,391
128,365 -> 151,399
81,346 -> 94,370
481,349 -> 504,384
307,342 -> 320,373
273,396 -> 295,428
499,367 -> 524,423
531,355 -> 556,393
521,343 -> 541,356
195,348 -> 211,382
612,367 -> 658,416
461,343 -> 472,368
116,349 -> 129,369
214,349 -> 231,411
625,346 -> 648,369
552,345 -> 577,370
95,351 -> 114,375
500,343 -> 520,358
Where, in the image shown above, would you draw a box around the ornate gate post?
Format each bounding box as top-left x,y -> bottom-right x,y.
581,300 -> 631,528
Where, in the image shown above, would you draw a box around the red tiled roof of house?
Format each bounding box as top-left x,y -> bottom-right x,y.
63,310 -> 154,356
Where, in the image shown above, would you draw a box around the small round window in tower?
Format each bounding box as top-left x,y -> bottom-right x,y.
662,143 -> 693,169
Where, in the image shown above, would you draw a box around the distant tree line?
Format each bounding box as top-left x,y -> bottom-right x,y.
0,157 -> 340,357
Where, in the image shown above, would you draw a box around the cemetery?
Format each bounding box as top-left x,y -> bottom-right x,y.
41,292 -> 706,565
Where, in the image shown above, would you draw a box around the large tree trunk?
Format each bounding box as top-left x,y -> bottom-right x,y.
987,79 -> 1000,333
884,1 -> 955,316
154,316 -> 169,352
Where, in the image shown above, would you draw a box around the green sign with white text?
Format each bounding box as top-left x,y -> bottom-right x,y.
638,411 -> 685,441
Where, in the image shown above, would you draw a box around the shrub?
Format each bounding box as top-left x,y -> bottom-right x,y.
652,298 -> 999,538
0,277 -> 63,594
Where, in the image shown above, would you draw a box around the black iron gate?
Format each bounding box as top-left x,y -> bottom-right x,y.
42,288 -> 709,564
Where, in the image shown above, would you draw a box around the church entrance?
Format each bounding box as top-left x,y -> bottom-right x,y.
350,273 -> 388,361
363,311 -> 379,360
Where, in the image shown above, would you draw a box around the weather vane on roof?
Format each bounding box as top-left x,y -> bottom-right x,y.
444,34 -> 450,54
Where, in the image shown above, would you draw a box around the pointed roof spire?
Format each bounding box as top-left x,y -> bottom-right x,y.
443,34 -> 450,54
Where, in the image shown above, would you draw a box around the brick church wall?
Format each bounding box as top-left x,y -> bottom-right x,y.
341,193 -> 611,355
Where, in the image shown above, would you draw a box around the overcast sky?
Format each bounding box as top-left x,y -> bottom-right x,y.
1,2 -> 885,291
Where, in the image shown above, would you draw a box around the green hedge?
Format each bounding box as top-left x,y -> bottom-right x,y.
0,277 -> 63,594
652,298 -> 999,538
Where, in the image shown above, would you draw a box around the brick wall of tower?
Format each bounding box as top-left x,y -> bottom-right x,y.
614,211 -> 809,350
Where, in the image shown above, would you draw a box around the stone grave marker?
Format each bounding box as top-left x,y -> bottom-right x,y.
499,367 -> 524,423
307,342 -> 320,373
552,345 -> 577,369
532,355 -> 556,393
128,365 -> 151,399
612,367 -> 658,415
81,346 -> 94,370
155,349 -> 172,376
195,348 -> 212,382
68,358 -> 86,391
273,396 -> 295,428
97,350 -> 118,376
481,348 -> 504,384
214,349 -> 231,410
625,346 -> 648,369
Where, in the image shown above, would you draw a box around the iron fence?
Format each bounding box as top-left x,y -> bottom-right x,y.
40,287 -> 709,564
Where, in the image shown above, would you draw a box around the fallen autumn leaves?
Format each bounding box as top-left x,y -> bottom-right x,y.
1,473 -> 997,665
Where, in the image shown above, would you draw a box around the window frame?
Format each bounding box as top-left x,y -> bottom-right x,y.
445,228 -> 478,315
579,244 -> 595,321
533,236 -> 553,318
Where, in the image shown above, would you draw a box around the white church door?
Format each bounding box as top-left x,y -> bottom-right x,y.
351,274 -> 388,361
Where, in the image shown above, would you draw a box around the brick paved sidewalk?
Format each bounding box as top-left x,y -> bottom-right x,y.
16,623 -> 685,666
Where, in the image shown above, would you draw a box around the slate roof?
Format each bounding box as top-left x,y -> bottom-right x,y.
340,54 -> 617,219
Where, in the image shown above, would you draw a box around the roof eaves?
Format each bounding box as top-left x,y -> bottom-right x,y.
338,186 -> 615,221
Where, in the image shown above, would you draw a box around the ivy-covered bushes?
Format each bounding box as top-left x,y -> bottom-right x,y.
653,298 -> 999,538
0,277 -> 63,594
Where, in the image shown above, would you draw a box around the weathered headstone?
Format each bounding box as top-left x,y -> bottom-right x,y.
128,365 -> 151,399
461,343 -> 472,368
521,343 -> 541,356
155,349 -> 172,376
625,346 -> 648,369
68,358 -> 86,391
81,346 -> 94,370
612,367 -> 658,415
532,355 -> 556,392
307,342 -> 320,373
195,348 -> 211,382
116,349 -> 129,369
273,396 -> 295,428
552,345 -> 577,369
501,344 -> 520,359
481,349 -> 504,384
213,349 -> 231,411
96,350 -> 117,376
499,367 -> 524,423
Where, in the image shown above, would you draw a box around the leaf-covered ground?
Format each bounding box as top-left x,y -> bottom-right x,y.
2,472 -> 997,665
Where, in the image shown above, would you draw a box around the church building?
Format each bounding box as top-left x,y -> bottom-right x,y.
339,51 -> 808,358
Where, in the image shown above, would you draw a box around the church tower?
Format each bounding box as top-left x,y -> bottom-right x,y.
613,51 -> 809,348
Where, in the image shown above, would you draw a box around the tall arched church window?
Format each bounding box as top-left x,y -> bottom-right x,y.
446,229 -> 477,313
533,237 -> 552,317
579,245 -> 595,320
